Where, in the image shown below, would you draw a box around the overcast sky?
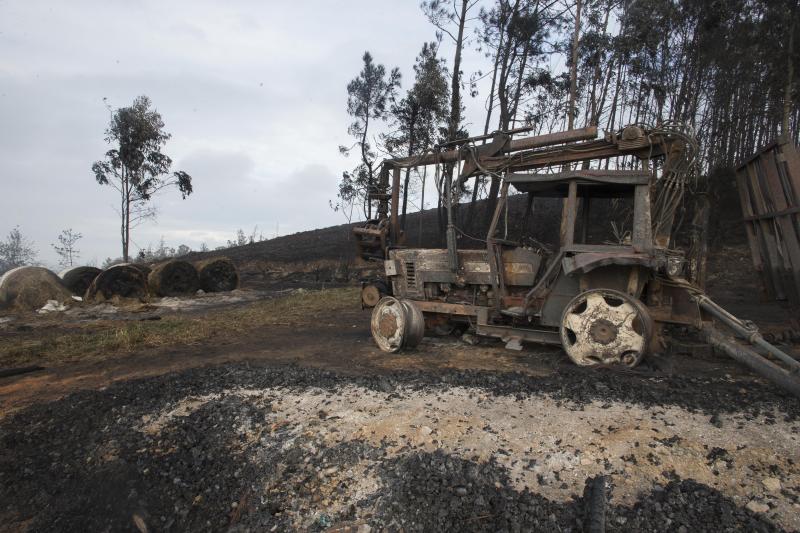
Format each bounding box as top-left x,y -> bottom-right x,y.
0,0 -> 501,267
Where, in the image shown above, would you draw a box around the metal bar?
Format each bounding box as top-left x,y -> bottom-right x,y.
702,327 -> 800,398
579,196 -> 590,244
508,126 -> 597,152
486,182 -> 509,310
560,180 -> 578,247
475,320 -> 562,346
482,137 -> 662,173
742,205 -> 800,221
391,127 -> 598,168
632,184 -> 653,252
413,300 -> 480,316
696,295 -> 800,373
445,167 -> 458,272
390,166 -> 401,243
506,169 -> 651,185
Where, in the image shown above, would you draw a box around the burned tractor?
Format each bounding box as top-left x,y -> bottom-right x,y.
356,124 -> 800,396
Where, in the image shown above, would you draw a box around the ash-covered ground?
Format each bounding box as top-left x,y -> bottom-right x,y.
1,363 -> 798,532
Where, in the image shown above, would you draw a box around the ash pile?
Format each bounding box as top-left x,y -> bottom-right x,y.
1,363 -> 797,532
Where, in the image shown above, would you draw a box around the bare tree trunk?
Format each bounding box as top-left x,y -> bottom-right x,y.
418,167 -> 426,246
125,197 -> 130,262
469,27 -> 507,231
483,32 -> 504,136
361,113 -> 372,219
122,168 -> 130,263
448,0 -> 469,142
589,4 -> 611,126
783,13 -> 796,137
483,3 -> 518,227
438,0 -> 469,236
401,108 -> 418,230
566,0 -> 583,131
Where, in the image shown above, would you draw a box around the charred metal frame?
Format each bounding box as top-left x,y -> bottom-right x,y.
359,125 -> 800,396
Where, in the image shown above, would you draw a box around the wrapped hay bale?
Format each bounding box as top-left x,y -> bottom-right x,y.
85,264 -> 148,302
0,266 -> 74,311
195,257 -> 239,292
148,260 -> 199,297
58,266 -> 102,296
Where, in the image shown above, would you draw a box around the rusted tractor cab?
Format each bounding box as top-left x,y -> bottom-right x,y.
372,169 -> 697,367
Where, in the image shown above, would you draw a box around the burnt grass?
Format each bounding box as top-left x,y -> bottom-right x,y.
1,362 -> 796,532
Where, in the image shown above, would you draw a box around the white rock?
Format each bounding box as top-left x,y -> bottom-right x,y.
762,477 -> 781,492
746,500 -> 769,514
38,300 -> 68,314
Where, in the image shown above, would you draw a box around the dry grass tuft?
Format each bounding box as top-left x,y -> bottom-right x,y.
0,287 -> 359,368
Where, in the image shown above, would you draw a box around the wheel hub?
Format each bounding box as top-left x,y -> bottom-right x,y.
589,319 -> 618,345
559,289 -> 653,368
378,313 -> 399,337
370,297 -> 425,353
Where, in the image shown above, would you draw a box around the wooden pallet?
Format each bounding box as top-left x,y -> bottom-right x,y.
736,139 -> 800,305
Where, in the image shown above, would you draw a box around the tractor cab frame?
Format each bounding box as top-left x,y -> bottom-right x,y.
380,167 -> 694,366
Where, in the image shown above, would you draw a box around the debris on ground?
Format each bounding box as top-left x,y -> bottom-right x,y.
37,299 -> 68,314
1,363 -> 797,532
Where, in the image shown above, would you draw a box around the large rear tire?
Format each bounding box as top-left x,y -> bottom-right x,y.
559,289 -> 652,367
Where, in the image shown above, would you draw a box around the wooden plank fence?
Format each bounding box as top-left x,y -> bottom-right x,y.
736,139 -> 800,305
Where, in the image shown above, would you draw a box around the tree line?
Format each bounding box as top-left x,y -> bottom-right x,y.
0,227 -> 81,275
336,0 -> 800,238
0,225 -> 262,275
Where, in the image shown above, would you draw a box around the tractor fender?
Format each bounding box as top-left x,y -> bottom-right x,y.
562,252 -> 654,276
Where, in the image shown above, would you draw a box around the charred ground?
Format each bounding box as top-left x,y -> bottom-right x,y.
1,215 -> 799,532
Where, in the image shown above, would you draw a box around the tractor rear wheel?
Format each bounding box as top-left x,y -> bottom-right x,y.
559,289 -> 652,367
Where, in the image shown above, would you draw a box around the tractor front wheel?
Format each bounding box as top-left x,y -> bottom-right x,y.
370,297 -> 425,353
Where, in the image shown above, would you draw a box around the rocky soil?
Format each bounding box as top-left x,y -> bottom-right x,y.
1,363 -> 798,532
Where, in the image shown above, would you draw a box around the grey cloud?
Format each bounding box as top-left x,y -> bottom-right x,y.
0,0 -> 493,267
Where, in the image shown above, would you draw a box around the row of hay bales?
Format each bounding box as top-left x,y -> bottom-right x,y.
0,257 -> 239,311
